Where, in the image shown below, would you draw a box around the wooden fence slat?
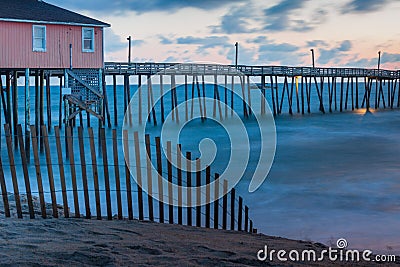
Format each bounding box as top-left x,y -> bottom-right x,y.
54,126 -> 69,218
17,125 -> 35,219
0,155 -> 10,218
196,158 -> 201,227
66,126 -> 80,218
42,126 -> 58,218
88,127 -> 102,220
177,144 -> 182,225
230,188 -> 236,231
100,128 -> 112,220
112,129 -> 123,220
238,197 -> 243,231
186,152 -> 192,226
155,137 -> 164,223
5,124 -> 22,218
222,180 -> 228,230
213,173 -> 219,229
205,166 -> 211,228
133,131 -> 144,221
30,125 -> 46,219
167,141 -> 173,224
250,220 -> 253,233
145,134 -> 154,221
245,206 -> 249,232
78,126 -> 91,219
123,130 -> 133,220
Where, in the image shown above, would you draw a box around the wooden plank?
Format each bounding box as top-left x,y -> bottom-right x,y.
186,152 -> 192,226
88,127 -> 102,220
66,126 -> 80,218
213,173 -> 219,229
100,128 -> 112,220
0,155 -> 10,218
155,137 -> 164,223
113,75 -> 118,126
78,127 -> 91,219
167,141 -> 173,224
145,134 -> 154,221
54,126 -> 69,218
16,125 -> 35,219
133,131 -> 144,221
112,129 -> 123,220
42,125 -> 58,218
30,125 -> 46,219
123,130 -> 133,220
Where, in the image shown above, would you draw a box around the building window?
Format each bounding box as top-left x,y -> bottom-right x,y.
82,27 -> 95,52
33,25 -> 46,52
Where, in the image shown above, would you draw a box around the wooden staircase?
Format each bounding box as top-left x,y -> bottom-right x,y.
64,68 -> 104,123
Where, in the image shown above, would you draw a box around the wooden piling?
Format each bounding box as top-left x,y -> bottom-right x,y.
123,130 -> 133,220
245,206 -> 249,232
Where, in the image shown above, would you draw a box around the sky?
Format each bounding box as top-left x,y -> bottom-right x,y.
48,0 -> 400,69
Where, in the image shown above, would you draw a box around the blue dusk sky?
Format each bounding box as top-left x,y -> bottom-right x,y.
49,0 -> 400,69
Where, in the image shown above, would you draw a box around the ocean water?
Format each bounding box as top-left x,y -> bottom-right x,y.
0,77 -> 399,254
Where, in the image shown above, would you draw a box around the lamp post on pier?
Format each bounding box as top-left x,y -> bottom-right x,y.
310,49 -> 315,68
377,51 -> 381,71
127,36 -> 132,65
235,42 -> 239,69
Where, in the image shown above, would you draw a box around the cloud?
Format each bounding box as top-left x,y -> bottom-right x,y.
159,35 -> 174,45
307,40 -> 329,47
48,0 -> 246,14
104,29 -> 143,54
257,38 -> 303,65
262,0 -> 327,32
381,53 -> 400,64
341,0 -> 396,14
211,5 -> 256,34
177,36 -> 230,49
317,40 -> 353,65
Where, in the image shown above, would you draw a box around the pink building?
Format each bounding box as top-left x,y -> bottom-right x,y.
0,0 -> 110,69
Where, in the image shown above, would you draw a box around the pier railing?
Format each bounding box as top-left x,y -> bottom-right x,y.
104,62 -> 400,79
